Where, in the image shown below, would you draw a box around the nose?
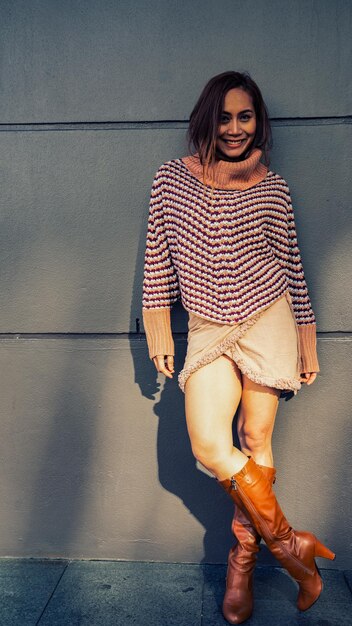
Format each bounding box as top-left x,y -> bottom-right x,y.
228,118 -> 241,135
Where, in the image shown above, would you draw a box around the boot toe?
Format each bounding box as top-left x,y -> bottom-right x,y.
222,585 -> 253,624
222,603 -> 253,624
297,568 -> 323,611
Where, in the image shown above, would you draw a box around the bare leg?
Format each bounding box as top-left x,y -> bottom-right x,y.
237,374 -> 280,467
184,354 -> 248,480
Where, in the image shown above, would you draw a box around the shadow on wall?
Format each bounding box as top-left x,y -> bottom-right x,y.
137,310 -> 236,564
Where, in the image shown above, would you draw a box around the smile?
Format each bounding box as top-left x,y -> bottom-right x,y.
223,139 -> 245,146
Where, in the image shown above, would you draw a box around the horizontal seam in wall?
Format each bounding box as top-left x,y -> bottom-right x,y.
0,116 -> 351,132
0,332 -> 351,341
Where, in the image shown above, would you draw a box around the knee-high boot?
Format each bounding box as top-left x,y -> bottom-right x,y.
219,457 -> 335,612
223,465 -> 277,624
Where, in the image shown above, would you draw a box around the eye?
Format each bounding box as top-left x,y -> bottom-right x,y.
220,114 -> 230,123
240,114 -> 251,121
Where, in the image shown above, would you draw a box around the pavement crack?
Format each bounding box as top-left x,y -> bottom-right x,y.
35,560 -> 70,625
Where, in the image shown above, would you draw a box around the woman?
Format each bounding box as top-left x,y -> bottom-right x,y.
142,71 -> 334,624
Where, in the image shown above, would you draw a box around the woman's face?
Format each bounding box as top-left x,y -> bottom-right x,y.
216,88 -> 257,160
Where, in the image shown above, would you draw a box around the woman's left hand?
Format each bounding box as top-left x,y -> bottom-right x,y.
300,372 -> 317,385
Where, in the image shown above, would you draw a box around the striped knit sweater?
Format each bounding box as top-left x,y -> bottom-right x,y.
142,150 -> 319,374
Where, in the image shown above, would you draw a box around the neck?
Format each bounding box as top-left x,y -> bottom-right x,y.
181,147 -> 268,190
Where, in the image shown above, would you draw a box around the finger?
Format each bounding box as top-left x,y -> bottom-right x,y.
153,355 -> 173,378
306,372 -> 317,385
300,372 -> 317,385
166,355 -> 175,372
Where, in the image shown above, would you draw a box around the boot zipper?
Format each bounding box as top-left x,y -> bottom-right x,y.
230,478 -> 313,576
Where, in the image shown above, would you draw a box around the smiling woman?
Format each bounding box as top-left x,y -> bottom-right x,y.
216,89 -> 257,160
142,71 -> 333,625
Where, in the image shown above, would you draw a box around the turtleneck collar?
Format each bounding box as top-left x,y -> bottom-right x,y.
181,147 -> 268,191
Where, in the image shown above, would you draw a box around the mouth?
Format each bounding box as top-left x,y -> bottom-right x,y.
222,138 -> 246,147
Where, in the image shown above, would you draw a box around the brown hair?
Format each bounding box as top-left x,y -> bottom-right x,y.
187,71 -> 272,174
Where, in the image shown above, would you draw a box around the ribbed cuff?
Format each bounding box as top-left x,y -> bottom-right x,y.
142,307 -> 175,360
298,324 -> 320,373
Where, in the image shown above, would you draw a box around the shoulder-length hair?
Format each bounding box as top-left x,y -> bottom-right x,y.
187,71 -> 272,168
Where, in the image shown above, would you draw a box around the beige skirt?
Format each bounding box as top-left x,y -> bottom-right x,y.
178,290 -> 302,398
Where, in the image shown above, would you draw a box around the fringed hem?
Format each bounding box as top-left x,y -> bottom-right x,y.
226,344 -> 301,395
178,311 -> 261,393
177,295 -> 302,395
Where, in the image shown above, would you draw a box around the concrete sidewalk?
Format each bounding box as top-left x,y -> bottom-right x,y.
0,559 -> 351,625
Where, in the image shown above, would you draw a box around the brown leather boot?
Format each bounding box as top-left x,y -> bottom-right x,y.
220,457 -> 335,612
223,465 -> 276,624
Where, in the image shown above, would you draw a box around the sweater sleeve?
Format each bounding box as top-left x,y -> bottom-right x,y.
142,166 -> 181,359
285,192 -> 320,373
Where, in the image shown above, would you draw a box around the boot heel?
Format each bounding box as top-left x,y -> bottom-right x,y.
314,538 -> 335,561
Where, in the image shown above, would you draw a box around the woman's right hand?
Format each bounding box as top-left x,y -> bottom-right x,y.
152,355 -> 175,378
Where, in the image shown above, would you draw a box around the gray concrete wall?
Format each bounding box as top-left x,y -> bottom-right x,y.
0,0 -> 351,567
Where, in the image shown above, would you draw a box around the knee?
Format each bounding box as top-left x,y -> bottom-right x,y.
238,424 -> 269,454
190,438 -> 224,472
